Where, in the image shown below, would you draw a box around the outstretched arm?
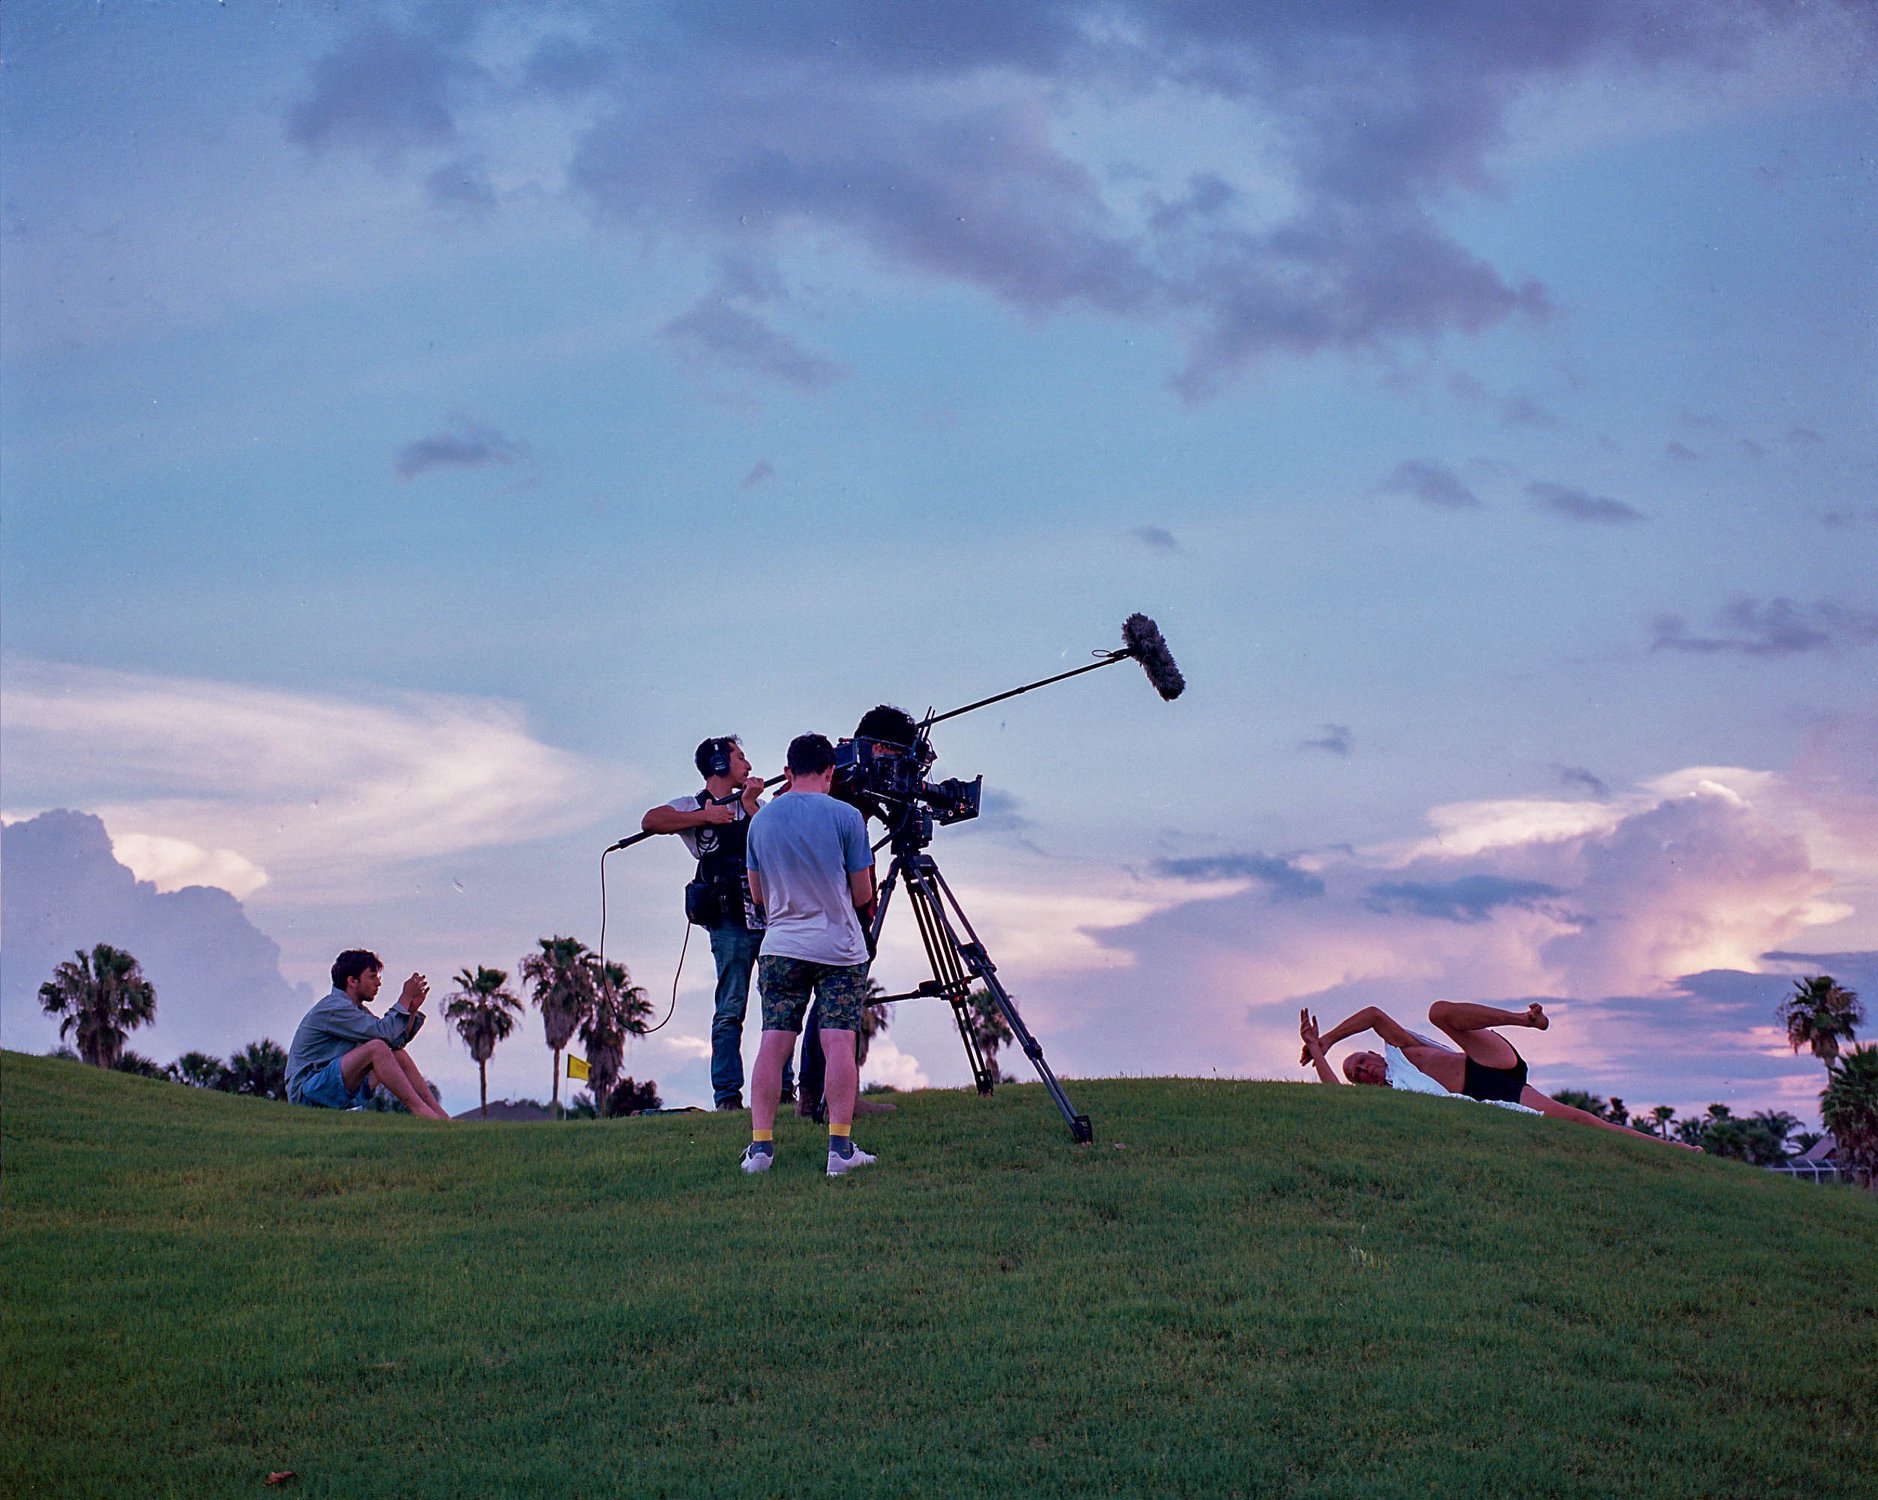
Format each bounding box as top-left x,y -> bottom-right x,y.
1316,1005 -> 1420,1051
1300,1010 -> 1340,1085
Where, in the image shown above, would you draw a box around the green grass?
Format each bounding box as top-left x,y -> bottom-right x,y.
3,1052 -> 1874,1499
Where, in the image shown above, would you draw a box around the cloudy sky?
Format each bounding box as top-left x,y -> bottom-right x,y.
3,1 -> 1873,1122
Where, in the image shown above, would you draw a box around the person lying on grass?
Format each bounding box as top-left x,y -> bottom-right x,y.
285,949 -> 450,1119
1299,1002 -> 1682,1143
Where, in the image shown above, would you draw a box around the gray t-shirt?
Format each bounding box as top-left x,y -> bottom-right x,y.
745,792 -> 872,966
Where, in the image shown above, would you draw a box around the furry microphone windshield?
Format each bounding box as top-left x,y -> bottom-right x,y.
1122,613 -> 1186,701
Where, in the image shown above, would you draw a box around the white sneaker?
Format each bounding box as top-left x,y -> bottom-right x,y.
739,1144 -> 773,1174
826,1142 -> 877,1177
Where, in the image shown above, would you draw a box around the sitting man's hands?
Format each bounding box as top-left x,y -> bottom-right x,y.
399,973 -> 430,1013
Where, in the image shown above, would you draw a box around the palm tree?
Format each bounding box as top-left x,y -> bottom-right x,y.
443,965 -> 524,1118
225,1039 -> 288,1101
1649,1105 -> 1677,1139
606,1077 -> 662,1115
521,936 -> 596,1118
1777,975 -> 1864,1065
855,979 -> 892,1068
1821,1044 -> 1878,1190
170,1050 -> 230,1089
37,944 -> 157,1068
579,960 -> 651,1117
963,987 -> 1016,1085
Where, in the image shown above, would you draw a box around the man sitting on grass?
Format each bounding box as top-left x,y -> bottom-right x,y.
285,949 -> 449,1119
1300,1001 -> 1682,1144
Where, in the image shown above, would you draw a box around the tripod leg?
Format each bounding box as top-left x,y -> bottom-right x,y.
912,855 -> 1095,1144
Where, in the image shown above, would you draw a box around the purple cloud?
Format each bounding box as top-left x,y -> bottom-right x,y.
1300,724 -> 1352,757
661,299 -> 848,391
1381,459 -> 1481,511
1364,875 -> 1568,924
286,22 -> 478,161
1528,481 -> 1645,524
1154,852 -> 1326,901
285,3 -> 1876,396
395,421 -> 529,481
1558,765 -> 1611,798
1651,597 -> 1878,657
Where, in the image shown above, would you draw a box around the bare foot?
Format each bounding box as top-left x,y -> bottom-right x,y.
1526,1003 -> 1549,1031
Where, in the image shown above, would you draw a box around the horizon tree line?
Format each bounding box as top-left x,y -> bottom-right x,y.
34,944 -> 1875,1173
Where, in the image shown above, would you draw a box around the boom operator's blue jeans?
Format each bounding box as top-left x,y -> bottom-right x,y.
707,924 -> 793,1106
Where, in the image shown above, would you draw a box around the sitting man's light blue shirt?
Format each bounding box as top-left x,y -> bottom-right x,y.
286,990 -> 425,1104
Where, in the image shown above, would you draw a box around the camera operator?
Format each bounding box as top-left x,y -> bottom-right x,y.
640,736 -> 794,1112
788,704 -> 920,1120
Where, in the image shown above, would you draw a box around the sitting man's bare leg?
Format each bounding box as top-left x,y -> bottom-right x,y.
341,1038 -> 448,1119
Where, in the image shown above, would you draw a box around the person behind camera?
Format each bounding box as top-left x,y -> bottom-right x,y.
790,704 -> 916,1120
640,735 -> 793,1112
740,732 -> 880,1176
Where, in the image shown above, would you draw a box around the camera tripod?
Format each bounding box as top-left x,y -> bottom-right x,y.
870,834 -> 1094,1144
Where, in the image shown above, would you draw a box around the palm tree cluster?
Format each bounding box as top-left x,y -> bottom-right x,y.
513,936 -> 652,1118
1774,973 -> 1874,1189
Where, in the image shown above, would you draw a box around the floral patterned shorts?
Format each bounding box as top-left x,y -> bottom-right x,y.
757,955 -> 871,1033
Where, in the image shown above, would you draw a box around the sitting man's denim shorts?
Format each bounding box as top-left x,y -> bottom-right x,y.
292,1054 -> 373,1110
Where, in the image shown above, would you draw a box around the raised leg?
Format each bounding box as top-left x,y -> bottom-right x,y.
1427,1001 -> 1544,1070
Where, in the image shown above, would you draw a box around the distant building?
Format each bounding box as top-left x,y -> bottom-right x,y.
453,1099 -> 553,1122
1769,1133 -> 1841,1184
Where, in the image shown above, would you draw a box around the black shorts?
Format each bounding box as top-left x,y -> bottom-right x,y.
1460,1050 -> 1528,1103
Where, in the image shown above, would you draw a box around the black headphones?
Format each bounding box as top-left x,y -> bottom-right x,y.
699,737 -> 735,779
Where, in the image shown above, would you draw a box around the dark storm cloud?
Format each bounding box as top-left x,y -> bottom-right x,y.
287,3 -> 1876,394
1380,459 -> 1481,511
1650,598 -> 1878,657
394,421 -> 528,480
1363,874 -> 1568,923
1528,481 -> 1645,524
1153,853 -> 1326,902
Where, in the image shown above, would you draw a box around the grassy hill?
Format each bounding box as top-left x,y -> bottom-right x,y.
3,1051 -> 1874,1499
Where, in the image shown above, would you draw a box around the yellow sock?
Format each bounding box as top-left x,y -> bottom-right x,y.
753,1129 -> 774,1143
829,1123 -> 851,1140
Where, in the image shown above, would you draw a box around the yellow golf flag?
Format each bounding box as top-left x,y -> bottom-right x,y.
567,1055 -> 591,1081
